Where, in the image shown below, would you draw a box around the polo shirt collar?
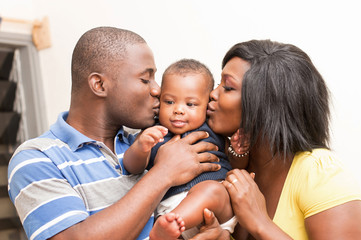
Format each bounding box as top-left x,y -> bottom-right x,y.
117,128 -> 131,145
50,112 -> 128,151
49,112 -> 95,151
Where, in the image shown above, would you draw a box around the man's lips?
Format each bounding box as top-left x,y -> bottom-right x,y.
153,100 -> 160,116
153,107 -> 159,116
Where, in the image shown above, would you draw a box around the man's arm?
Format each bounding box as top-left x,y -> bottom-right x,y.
50,131 -> 220,240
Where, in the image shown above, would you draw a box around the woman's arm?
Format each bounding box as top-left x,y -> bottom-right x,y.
305,200 -> 361,239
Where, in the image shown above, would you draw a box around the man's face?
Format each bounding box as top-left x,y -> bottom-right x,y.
159,73 -> 210,135
105,43 -> 160,129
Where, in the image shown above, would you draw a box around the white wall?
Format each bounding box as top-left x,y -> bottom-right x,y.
1,0 -> 360,183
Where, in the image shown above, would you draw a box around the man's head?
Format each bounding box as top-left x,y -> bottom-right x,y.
159,59 -> 214,135
70,27 -> 160,129
71,27 -> 146,93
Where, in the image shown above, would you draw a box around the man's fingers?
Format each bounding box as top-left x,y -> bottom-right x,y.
182,131 -> 209,145
167,134 -> 181,144
197,151 -> 219,163
192,140 -> 218,153
198,162 -> 221,173
203,208 -> 216,225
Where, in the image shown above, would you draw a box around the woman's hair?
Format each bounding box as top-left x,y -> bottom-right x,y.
223,40 -> 331,158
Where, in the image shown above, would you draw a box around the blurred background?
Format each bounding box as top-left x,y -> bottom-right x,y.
0,0 -> 360,239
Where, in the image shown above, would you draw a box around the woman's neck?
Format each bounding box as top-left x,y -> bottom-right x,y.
247,142 -> 293,219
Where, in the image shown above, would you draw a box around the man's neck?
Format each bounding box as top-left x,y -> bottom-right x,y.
67,108 -> 120,153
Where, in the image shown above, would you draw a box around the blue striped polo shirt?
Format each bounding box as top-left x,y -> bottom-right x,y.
8,111 -> 153,240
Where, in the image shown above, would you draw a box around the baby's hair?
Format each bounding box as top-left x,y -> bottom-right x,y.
162,58 -> 214,91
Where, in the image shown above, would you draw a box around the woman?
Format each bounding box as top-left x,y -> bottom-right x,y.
193,40 -> 361,239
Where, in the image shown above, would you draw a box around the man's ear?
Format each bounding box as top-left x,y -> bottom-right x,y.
88,72 -> 107,97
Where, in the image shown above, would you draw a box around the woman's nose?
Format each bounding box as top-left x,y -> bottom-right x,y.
209,87 -> 218,101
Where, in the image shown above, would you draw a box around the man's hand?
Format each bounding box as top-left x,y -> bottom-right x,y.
153,131 -> 220,187
190,208 -> 230,240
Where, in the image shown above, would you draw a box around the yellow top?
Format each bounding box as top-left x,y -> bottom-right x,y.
273,149 -> 361,239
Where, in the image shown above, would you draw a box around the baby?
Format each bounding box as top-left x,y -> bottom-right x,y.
123,59 -> 236,239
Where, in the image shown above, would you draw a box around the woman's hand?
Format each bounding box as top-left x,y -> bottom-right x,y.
223,169 -> 271,239
190,208 -> 230,240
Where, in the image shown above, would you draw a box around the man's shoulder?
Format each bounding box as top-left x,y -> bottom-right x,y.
9,132 -> 70,169
14,135 -> 65,154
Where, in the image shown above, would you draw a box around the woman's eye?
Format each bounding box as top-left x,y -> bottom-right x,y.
223,85 -> 233,91
141,79 -> 150,84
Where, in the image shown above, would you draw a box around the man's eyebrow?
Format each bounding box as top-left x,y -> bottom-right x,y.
141,68 -> 156,75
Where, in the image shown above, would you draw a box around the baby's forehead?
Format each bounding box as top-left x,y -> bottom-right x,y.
162,72 -> 213,89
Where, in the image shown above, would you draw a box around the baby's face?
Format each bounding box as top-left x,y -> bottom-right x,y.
159,73 -> 211,135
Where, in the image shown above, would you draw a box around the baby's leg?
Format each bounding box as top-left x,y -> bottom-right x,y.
149,212 -> 185,240
172,180 -> 233,229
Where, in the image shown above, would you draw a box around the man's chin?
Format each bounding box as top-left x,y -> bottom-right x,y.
139,119 -> 157,130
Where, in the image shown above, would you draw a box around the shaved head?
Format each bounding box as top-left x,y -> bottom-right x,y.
71,26 -> 146,93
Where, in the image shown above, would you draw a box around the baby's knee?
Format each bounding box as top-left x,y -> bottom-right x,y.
191,180 -> 228,199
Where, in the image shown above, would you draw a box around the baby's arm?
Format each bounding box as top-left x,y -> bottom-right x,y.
123,126 -> 168,174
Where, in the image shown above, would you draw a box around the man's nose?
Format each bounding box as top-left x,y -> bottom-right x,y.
150,81 -> 160,98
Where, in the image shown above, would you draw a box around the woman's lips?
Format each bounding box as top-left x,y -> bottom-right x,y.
207,102 -> 216,116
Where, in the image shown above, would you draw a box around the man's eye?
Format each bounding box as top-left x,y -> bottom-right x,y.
141,79 -> 150,84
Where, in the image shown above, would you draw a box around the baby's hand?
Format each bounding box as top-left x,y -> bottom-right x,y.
229,128 -> 250,154
136,126 -> 168,153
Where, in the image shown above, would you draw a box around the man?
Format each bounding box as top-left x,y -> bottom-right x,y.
8,27 -> 220,240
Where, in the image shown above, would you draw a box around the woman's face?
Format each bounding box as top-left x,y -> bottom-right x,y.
207,57 -> 250,136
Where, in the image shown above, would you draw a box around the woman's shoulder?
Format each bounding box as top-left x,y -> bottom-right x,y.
289,148 -> 361,217
292,148 -> 341,170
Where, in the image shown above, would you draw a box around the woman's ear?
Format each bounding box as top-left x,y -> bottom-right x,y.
88,72 -> 107,97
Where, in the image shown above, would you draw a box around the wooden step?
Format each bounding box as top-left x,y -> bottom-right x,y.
0,81 -> 17,111
0,112 -> 20,145
0,51 -> 14,80
0,228 -> 26,240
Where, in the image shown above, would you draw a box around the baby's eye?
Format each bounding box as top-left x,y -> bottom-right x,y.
165,100 -> 174,105
187,103 -> 196,107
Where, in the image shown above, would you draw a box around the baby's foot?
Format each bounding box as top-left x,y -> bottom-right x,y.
149,212 -> 185,240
